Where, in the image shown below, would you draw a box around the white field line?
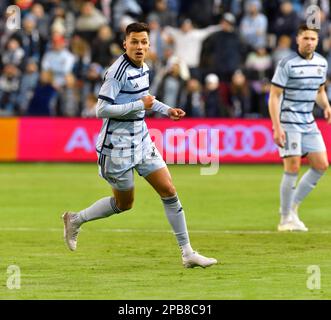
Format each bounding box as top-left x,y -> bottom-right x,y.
0,227 -> 331,234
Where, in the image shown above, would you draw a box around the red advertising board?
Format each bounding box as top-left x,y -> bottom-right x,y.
9,117 -> 331,163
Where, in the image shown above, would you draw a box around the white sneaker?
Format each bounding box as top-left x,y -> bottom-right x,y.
182,251 -> 217,268
278,213 -> 308,232
62,212 -> 81,251
278,207 -> 308,232
290,209 -> 308,232
277,221 -> 308,232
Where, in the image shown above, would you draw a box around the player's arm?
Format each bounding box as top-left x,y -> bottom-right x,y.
316,84 -> 331,124
96,97 -> 146,118
152,99 -> 186,120
268,84 -> 286,147
96,74 -> 154,118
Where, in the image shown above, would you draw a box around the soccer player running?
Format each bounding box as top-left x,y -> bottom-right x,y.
62,22 -> 217,268
269,24 -> 331,232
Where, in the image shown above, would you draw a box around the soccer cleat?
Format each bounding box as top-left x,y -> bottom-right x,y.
278,207 -> 308,232
62,212 -> 81,251
289,209 -> 308,232
182,251 -> 217,268
277,216 -> 308,232
277,221 -> 308,232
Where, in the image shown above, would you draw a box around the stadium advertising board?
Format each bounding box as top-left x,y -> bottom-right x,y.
1,118 -> 331,163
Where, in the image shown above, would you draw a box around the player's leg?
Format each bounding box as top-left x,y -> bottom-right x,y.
277,131 -> 303,231
290,133 -> 328,225
63,155 -> 135,251
292,151 -> 328,212
144,166 -> 217,268
71,187 -> 134,225
281,156 -> 301,218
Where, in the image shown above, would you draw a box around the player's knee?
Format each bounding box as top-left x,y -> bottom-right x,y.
159,184 -> 176,198
287,163 -> 300,174
314,162 -> 329,172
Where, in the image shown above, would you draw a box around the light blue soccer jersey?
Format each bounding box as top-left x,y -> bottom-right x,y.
96,54 -> 151,157
271,51 -> 328,133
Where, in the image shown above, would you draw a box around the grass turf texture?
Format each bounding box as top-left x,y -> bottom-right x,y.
0,163 -> 331,299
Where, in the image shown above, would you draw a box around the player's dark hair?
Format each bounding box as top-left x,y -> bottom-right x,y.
125,22 -> 150,36
297,24 -> 319,35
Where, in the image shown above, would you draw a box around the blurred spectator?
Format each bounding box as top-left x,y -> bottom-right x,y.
149,0 -> 177,28
150,54 -> 190,96
180,0 -> 219,28
70,35 -> 91,81
13,14 -> 42,62
164,18 -> 220,79
317,10 -> 331,55
146,13 -> 166,81
239,0 -> 268,51
81,93 -> 97,118
245,46 -> 272,117
181,78 -> 205,117
27,70 -> 57,116
1,37 -> 25,69
245,46 -> 272,81
81,62 -> 104,112
75,1 -> 108,42
91,24 -> 120,68
41,34 -> 75,115
49,3 -> 76,38
272,35 -> 294,68
230,70 -> 251,117
200,12 -> 240,82
156,58 -> 186,110
0,64 -> 21,116
30,2 -> 50,56
112,0 -> 142,32
42,34 -> 75,88
203,73 -> 231,117
271,0 -> 300,47
113,15 -> 137,48
60,73 -> 79,116
17,58 -> 39,115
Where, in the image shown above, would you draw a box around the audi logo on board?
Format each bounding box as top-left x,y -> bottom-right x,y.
162,124 -> 278,158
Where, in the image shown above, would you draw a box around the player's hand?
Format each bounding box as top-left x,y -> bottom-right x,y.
324,107 -> 331,124
168,108 -> 186,121
273,127 -> 286,148
141,95 -> 155,110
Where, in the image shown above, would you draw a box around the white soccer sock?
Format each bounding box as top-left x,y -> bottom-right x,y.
72,197 -> 122,226
280,172 -> 298,216
292,168 -> 324,206
161,194 -> 192,256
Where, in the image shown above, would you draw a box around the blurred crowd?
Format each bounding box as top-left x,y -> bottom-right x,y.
1,0 -> 331,118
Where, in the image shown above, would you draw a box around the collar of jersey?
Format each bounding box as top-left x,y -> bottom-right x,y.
296,49 -> 314,61
123,53 -> 141,69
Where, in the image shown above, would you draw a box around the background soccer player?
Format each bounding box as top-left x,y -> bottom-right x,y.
62,22 -> 217,268
269,24 -> 331,231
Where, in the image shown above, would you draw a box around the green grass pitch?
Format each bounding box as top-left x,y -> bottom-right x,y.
0,163 -> 331,299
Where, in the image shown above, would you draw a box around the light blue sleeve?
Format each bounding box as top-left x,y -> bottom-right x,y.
96,71 -> 144,118
152,99 -> 171,116
98,72 -> 122,104
322,60 -> 328,84
271,60 -> 289,88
